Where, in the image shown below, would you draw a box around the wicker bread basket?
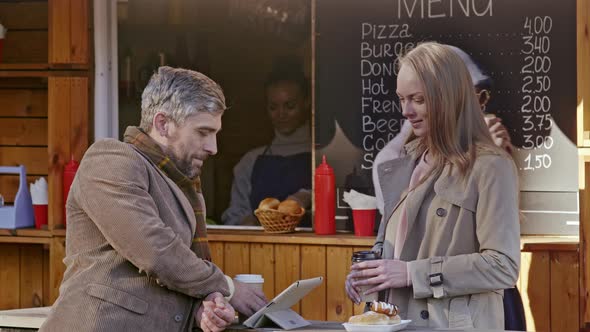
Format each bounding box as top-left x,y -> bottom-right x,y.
254,207 -> 305,233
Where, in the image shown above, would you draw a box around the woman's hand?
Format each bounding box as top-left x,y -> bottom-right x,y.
196,292 -> 236,332
345,270 -> 362,304
348,259 -> 410,298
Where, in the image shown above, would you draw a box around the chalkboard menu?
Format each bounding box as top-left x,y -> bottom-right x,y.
315,0 -> 578,234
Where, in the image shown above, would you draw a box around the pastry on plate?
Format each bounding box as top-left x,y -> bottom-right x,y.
348,301 -> 401,325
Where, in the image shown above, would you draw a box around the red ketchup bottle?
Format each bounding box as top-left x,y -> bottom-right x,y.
314,155 -> 336,235
63,157 -> 79,227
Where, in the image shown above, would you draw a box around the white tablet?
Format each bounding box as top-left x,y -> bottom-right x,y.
243,276 -> 323,330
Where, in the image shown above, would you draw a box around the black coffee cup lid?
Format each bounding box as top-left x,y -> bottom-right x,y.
352,250 -> 381,261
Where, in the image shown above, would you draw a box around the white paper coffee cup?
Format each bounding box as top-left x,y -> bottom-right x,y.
234,274 -> 264,291
234,274 -> 264,323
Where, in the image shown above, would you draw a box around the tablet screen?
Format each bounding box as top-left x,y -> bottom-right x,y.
243,276 -> 323,328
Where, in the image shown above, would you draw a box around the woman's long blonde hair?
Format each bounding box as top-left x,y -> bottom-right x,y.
400,42 -> 505,177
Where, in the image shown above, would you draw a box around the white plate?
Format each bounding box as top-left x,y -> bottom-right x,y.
342,320 -> 411,332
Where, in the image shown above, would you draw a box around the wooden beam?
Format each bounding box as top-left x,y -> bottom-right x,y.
48,77 -> 71,228
0,244 -> 20,309
48,0 -> 71,64
300,245 -> 326,320
578,0 -> 590,147
49,237 -> 66,304
69,77 -> 89,160
69,0 -> 88,64
207,230 -> 374,246
250,243 -> 276,300
19,246 -> 44,308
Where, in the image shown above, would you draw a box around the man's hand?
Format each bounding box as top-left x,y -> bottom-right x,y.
229,280 -> 268,317
484,115 -> 513,153
196,292 -> 235,332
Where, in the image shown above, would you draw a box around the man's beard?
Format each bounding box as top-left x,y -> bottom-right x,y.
175,157 -> 199,179
165,146 -> 201,179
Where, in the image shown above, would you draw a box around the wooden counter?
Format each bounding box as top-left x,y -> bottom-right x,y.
208,230 -> 374,246
208,230 -> 580,331
0,228 -> 580,331
209,230 -> 579,250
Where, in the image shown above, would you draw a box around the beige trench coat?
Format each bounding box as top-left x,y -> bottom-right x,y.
41,139 -> 229,332
373,143 -> 520,329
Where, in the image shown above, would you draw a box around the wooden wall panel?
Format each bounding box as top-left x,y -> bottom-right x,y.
0,147 -> 48,175
43,245 -> 50,306
69,0 -> 88,64
0,175 -> 39,204
0,89 -> 48,117
48,77 -> 71,228
223,243 -> 250,278
577,0 -> 590,326
578,0 -> 590,141
582,163 -> 590,329
353,246 -> 372,316
550,251 -> 579,332
49,237 -> 66,304
0,244 -> 21,309
2,31 -> 48,63
19,246 -> 44,308
275,244 -> 301,313
0,78 -> 47,90
250,243 -> 275,300
209,241 -> 224,271
0,2 -> 48,29
521,251 -> 551,332
300,245 -> 326,320
326,247 -> 352,322
48,0 -> 71,64
48,0 -> 89,65
0,118 -> 48,146
69,78 -> 89,160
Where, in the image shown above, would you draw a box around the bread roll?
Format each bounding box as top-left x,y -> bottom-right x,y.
258,197 -> 280,210
277,199 -> 302,215
348,311 -> 400,325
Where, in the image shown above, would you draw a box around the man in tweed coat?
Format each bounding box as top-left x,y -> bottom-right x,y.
41,67 -> 267,332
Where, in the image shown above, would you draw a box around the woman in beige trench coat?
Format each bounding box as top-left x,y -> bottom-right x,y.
345,42 -> 520,329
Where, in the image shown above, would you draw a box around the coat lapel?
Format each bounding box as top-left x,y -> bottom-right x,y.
379,155 -> 415,224
131,145 -> 197,236
161,175 -> 198,235
400,173 -> 436,259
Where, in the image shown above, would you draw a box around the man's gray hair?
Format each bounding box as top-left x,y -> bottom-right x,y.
140,66 -> 226,131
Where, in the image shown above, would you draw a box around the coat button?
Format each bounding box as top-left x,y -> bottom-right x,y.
436,208 -> 447,217
420,310 -> 429,319
174,314 -> 183,322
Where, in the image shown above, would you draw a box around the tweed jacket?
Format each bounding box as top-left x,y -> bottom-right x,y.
41,139 -> 229,332
373,143 -> 520,329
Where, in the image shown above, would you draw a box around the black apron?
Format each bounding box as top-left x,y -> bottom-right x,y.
504,286 -> 527,331
249,146 -> 311,211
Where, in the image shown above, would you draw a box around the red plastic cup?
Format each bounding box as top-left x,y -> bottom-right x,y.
352,209 -> 376,236
33,204 -> 48,229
